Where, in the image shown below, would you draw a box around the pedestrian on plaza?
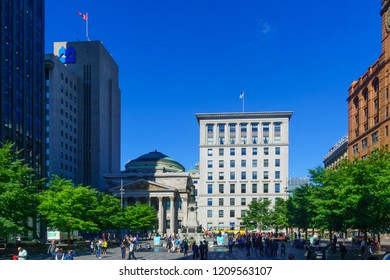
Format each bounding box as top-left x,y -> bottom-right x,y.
228,237 -> 234,252
280,242 -> 286,258
54,248 -> 64,260
95,239 -> 102,259
203,240 -> 209,260
128,240 -> 137,260
183,239 -> 189,256
47,240 -> 57,260
259,238 -> 264,256
360,239 -> 366,256
339,242 -> 347,260
102,239 -> 108,255
120,242 -> 127,260
272,240 -> 279,258
90,240 -> 95,254
64,250 -> 76,260
237,236 -> 243,249
331,234 -> 337,254
17,247 -> 28,260
245,238 -> 251,256
192,242 -> 199,260
199,241 -> 205,260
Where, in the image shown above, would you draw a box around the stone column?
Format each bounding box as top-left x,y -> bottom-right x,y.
158,197 -> 164,234
170,196 -> 176,235
182,198 -> 188,227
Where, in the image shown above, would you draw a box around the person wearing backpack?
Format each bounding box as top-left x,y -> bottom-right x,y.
339,242 -> 347,260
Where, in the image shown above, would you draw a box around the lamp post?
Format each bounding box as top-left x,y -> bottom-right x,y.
120,178 -> 124,209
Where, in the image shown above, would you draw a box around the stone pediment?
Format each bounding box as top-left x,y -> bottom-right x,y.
121,179 -> 177,192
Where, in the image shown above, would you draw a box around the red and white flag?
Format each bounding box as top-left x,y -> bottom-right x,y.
78,11 -> 88,21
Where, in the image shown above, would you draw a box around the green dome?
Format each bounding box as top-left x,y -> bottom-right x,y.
125,150 -> 185,173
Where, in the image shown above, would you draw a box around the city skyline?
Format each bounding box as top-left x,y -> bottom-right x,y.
45,0 -> 381,177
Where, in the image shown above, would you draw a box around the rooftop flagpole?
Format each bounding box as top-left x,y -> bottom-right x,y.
78,11 -> 89,41
240,90 -> 245,112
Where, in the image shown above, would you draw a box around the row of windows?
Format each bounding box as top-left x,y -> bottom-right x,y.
207,209 -> 247,218
207,159 -> 281,168
353,129 -> 385,154
207,183 -> 281,194
207,147 -> 281,156
207,170 -> 281,181
60,72 -> 77,92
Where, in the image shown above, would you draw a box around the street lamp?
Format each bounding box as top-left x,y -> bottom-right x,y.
120,178 -> 124,209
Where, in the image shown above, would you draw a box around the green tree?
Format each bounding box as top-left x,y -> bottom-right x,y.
270,197 -> 288,234
0,142 -> 41,241
242,198 -> 272,230
117,202 -> 158,232
38,176 -> 99,246
91,192 -> 122,230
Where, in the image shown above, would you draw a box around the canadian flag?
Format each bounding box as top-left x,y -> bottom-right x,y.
78,12 -> 88,21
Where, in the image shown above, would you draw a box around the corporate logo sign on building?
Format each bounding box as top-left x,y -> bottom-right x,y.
58,46 -> 76,63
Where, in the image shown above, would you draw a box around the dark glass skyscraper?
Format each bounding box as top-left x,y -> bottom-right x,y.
0,0 -> 45,178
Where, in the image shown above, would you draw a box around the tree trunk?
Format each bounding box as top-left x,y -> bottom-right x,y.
377,233 -> 381,252
363,229 -> 368,260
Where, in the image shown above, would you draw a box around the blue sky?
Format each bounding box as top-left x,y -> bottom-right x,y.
45,0 -> 381,177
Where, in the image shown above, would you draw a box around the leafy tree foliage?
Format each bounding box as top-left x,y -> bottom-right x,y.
0,142 -> 41,239
270,197 -> 288,233
90,192 -> 122,230
242,198 -> 272,230
38,176 -> 100,244
116,202 -> 158,231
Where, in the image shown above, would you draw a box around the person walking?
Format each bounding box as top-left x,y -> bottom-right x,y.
192,242 -> 199,260
245,237 -> 251,256
47,240 -> 57,260
203,240 -> 208,260
128,240 -> 137,260
339,242 -> 347,260
280,242 -> 286,258
199,241 -> 205,260
183,238 -> 189,256
120,242 -> 127,260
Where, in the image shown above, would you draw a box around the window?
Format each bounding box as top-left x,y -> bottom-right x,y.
219,184 -> 224,193
208,184 -> 213,194
207,149 -> 213,156
230,148 -> 235,156
275,183 -> 280,193
264,171 -> 269,180
241,184 -> 246,193
274,123 -> 281,143
240,124 -> 247,144
219,172 -> 224,180
230,210 -> 235,218
264,147 -> 269,155
218,124 -> 225,145
252,171 -> 258,180
166,200 -> 171,210
230,160 -> 235,168
275,159 -> 280,167
207,160 -> 213,168
230,124 -> 236,144
207,172 -> 213,180
275,171 -> 280,179
241,210 -> 246,217
241,198 -> 246,206
252,184 -> 258,193
372,132 -> 379,144
241,172 -> 247,180
207,210 -> 212,218
252,159 -> 257,167
230,184 -> 235,193
219,210 -> 224,218
241,148 -> 246,155
219,148 -> 224,156
230,172 -> 235,180
207,124 -> 214,144
252,123 -> 258,144
241,160 -> 246,167
207,198 -> 212,206
219,160 -> 224,168
230,198 -> 235,206
263,123 -> 270,143
362,138 -> 368,149
252,148 -> 258,155
264,183 -> 269,193
275,147 -> 280,155
219,198 -> 224,206
264,159 -> 269,167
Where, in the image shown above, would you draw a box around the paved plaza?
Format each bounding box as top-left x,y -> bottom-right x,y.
2,238 -> 389,261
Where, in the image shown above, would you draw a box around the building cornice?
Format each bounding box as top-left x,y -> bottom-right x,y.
196,112 -> 293,123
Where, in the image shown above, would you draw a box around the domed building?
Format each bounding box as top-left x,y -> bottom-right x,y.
104,151 -> 198,235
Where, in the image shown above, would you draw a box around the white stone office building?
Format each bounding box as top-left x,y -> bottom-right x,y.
196,112 -> 292,231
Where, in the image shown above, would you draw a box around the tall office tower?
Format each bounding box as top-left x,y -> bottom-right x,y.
196,112 -> 292,231
47,41 -> 121,190
44,54 -> 79,182
0,0 -> 45,178
348,1 -> 390,159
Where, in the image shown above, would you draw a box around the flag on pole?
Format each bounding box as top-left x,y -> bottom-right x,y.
78,11 -> 88,21
239,91 -> 244,99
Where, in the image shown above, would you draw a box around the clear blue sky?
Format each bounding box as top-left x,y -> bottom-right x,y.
45,0 -> 381,178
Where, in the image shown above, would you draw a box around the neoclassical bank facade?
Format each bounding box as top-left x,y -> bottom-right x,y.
104,151 -> 198,235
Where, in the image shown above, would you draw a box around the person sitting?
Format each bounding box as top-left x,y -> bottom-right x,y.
17,247 -> 28,260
